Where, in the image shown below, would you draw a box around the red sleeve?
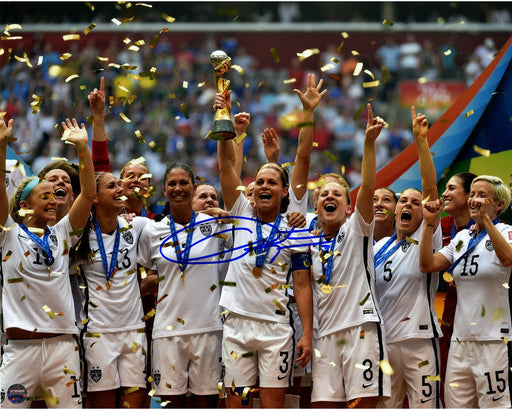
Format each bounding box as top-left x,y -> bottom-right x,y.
92,140 -> 111,172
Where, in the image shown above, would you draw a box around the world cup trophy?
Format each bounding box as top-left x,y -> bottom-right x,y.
209,50 -> 236,140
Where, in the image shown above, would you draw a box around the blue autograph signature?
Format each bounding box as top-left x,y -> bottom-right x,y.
159,215 -> 326,265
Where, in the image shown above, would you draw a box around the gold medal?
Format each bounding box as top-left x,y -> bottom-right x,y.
321,284 -> 332,294
252,266 -> 263,277
442,272 -> 453,283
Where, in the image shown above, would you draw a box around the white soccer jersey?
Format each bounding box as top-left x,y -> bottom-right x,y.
5,159 -> 28,201
138,212 -> 225,338
438,223 -> 512,341
219,193 -> 309,323
77,216 -> 147,332
374,221 -> 443,344
1,215 -> 80,334
311,207 -> 381,338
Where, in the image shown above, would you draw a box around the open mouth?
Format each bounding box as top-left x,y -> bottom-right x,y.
324,203 -> 337,213
401,211 -> 412,222
54,188 -> 66,198
259,193 -> 272,200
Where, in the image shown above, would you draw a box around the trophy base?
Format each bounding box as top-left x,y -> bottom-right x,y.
209,120 -> 236,141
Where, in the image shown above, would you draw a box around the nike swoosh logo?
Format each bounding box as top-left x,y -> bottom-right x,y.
492,394 -> 504,402
362,383 -> 373,388
159,234 -> 171,240
420,398 -> 433,403
277,375 -> 287,380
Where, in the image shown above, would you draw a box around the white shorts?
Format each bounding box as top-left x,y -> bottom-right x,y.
82,329 -> 147,392
445,339 -> 511,408
311,322 -> 391,403
378,338 -> 441,408
222,314 -> 293,388
152,331 -> 222,396
290,301 -> 311,378
0,335 -> 82,408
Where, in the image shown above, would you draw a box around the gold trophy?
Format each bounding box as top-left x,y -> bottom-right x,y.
209,50 -> 236,140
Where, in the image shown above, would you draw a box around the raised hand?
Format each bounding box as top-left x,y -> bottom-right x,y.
422,198 -> 443,225
261,128 -> 280,163
411,106 -> 428,141
365,103 -> 387,142
61,118 -> 88,146
212,90 -> 232,114
233,112 -> 250,137
0,118 -> 14,146
293,73 -> 327,112
88,76 -> 105,116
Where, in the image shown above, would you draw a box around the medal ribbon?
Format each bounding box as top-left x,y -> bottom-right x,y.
374,232 -> 405,269
169,211 -> 196,272
319,230 -> 338,284
20,223 -> 54,266
451,218 -> 475,239
446,218 -> 498,274
93,217 -> 121,282
254,214 -> 282,269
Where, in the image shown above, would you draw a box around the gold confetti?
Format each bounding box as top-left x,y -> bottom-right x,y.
465,109 -> 474,119
297,48 -> 319,61
503,282 -> 510,289
235,132 -> 247,144
380,359 -> 394,375
7,277 -> 23,284
162,13 -> 176,23
180,103 -> 190,119
119,112 -> 131,123
448,382 -> 459,388
210,284 -> 217,292
177,317 -> 185,325
242,351 -> 255,358
382,18 -> 394,26
265,283 -> 279,294
359,293 -> 370,306
63,34 -> 80,41
43,305 -> 56,319
2,250 -> 13,262
230,351 -> 238,360
427,375 -> 441,381
492,308 -> 504,321
418,360 -> 429,368
473,145 -> 490,157
323,150 -> 338,161
142,309 -> 156,321
421,195 -> 431,205
111,18 -> 122,25
353,62 -> 363,76
353,102 -> 366,120
65,74 -> 79,83
270,47 -> 280,63
321,64 -> 336,72
363,80 -> 380,88
83,23 -> 96,35
281,161 -> 295,168
272,298 -> 285,314
283,78 -> 297,84
406,237 -> 418,245
124,386 -> 139,394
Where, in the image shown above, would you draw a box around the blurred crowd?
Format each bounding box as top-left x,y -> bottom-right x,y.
0,9 -> 507,211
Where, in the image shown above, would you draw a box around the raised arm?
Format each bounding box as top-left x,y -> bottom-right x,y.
214,92 -> 243,210
356,104 -> 387,223
0,118 -> 14,227
412,106 -> 437,201
261,127 -> 280,164
233,112 -> 251,178
88,76 -> 111,172
61,118 -> 96,231
419,198 -> 451,272
291,73 -> 327,200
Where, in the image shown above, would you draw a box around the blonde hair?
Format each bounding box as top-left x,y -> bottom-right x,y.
9,177 -> 40,224
472,175 -> 511,214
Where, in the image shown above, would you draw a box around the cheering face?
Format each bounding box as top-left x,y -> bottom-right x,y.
245,181 -> 256,208
373,188 -> 396,225
121,163 -> 151,201
253,168 -> 287,214
95,173 -> 125,211
21,182 -> 57,224
317,182 -> 351,226
164,168 -> 195,210
395,189 -> 423,237
192,185 -> 219,211
442,176 -> 469,216
468,180 -> 500,220
44,169 -> 74,210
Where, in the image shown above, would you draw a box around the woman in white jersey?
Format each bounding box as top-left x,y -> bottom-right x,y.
373,107 -> 442,408
138,162 -> 227,408
373,187 -> 397,242
309,104 -> 389,408
420,175 -> 512,408
70,171 -> 148,408
0,117 -> 95,408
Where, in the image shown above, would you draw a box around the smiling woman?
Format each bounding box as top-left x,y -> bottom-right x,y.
0,117 -> 95,408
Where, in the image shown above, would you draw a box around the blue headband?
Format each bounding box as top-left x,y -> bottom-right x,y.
20,178 -> 40,202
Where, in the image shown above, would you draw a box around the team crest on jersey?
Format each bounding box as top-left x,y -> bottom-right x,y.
485,239 -> 494,252
199,223 -> 212,237
49,233 -> 58,246
153,371 -> 161,386
278,231 -> 289,242
337,231 -> 345,243
90,367 -> 102,383
401,241 -> 412,253
7,384 -> 27,404
122,230 -> 133,244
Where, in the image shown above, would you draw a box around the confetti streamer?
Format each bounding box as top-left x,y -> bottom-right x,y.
63,34 -> 80,41
270,47 -> 280,63
473,145 -> 490,157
